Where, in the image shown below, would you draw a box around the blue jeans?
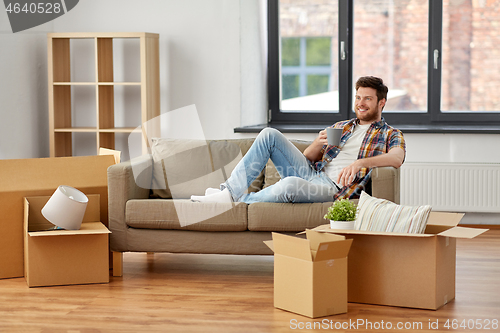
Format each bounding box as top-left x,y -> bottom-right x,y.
223,128 -> 339,204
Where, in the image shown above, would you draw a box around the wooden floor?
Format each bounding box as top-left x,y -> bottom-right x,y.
1,230 -> 499,333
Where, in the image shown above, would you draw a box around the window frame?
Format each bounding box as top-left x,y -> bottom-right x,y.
267,0 -> 500,128
267,0 -> 349,125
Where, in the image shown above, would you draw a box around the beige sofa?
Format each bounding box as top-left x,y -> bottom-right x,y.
108,138 -> 400,276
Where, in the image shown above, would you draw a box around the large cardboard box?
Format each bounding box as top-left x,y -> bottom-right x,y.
0,155 -> 116,279
264,230 -> 353,318
312,212 -> 488,310
24,195 -> 110,287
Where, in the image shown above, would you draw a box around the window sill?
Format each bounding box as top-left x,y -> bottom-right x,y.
234,123 -> 500,134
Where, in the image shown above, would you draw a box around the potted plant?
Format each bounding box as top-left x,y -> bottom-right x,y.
324,199 -> 357,230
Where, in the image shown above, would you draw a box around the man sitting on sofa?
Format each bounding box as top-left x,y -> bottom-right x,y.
191,76 -> 406,204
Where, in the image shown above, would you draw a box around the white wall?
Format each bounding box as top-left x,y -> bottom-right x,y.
404,133 -> 500,163
0,0 -> 266,159
0,12 -> 52,158
0,0 -> 498,164
288,132 -> 500,164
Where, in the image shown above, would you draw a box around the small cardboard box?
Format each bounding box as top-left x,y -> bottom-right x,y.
24,195 -> 111,287
264,230 -> 353,318
311,212 -> 488,310
0,154 -> 117,279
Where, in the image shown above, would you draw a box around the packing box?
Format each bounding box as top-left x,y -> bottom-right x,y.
0,154 -> 117,279
311,212 -> 488,310
24,195 -> 110,287
264,230 -> 353,318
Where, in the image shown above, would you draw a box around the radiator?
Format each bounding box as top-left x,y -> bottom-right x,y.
400,163 -> 500,213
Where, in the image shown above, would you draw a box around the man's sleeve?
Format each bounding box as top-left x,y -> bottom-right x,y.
387,129 -> 406,163
388,129 -> 406,152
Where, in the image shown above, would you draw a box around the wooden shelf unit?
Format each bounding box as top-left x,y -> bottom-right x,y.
47,32 -> 160,157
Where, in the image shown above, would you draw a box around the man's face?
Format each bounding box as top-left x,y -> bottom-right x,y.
354,87 -> 386,125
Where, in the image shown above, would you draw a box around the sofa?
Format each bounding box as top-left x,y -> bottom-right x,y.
108,137 -> 400,276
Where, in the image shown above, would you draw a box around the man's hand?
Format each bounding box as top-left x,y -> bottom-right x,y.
304,129 -> 329,163
336,147 -> 405,187
337,160 -> 363,187
316,129 -> 328,146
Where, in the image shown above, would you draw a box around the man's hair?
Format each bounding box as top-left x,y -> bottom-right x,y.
355,76 -> 388,102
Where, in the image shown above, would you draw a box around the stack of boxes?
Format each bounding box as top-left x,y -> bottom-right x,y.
267,212 -> 487,317
0,154 -> 117,287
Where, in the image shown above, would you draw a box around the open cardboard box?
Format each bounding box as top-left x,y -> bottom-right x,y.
0,152 -> 118,280
264,230 -> 353,318
24,194 -> 110,287
310,211 -> 488,310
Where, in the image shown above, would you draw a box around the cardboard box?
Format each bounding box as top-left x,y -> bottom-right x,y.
264,230 -> 353,318
24,195 -> 110,287
0,154 -> 116,279
311,212 -> 488,310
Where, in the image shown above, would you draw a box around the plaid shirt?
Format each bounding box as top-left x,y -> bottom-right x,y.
313,118 -> 405,200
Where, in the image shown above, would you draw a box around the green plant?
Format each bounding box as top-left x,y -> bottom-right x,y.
324,199 -> 357,221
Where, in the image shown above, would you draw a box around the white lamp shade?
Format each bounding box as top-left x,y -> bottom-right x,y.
41,185 -> 88,230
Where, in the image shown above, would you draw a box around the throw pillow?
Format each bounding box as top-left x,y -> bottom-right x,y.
209,139 -> 264,193
150,138 -> 221,198
150,138 -> 246,199
355,191 -> 431,234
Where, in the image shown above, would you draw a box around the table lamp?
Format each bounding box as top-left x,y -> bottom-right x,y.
41,185 -> 88,230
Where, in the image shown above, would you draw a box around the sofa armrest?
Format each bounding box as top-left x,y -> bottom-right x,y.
370,167 -> 400,204
108,154 -> 153,252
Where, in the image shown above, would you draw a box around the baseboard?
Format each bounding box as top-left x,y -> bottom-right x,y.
458,212 -> 500,227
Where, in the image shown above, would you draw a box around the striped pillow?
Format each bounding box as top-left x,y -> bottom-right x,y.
355,191 -> 431,234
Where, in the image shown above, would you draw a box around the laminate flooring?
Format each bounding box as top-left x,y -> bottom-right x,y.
0,230 -> 499,333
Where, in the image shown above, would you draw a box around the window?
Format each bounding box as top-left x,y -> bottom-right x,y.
281,37 -> 334,111
268,0 -> 500,130
441,0 -> 500,113
353,0 -> 428,113
268,0 -> 343,124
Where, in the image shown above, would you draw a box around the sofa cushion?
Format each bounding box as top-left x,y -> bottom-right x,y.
247,202 -> 334,232
126,199 -> 248,231
150,138 -> 263,199
263,140 -> 312,188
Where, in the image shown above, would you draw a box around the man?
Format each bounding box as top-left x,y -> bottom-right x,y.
191,76 -> 405,204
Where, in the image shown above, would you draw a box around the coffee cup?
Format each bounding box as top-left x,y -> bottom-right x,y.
327,128 -> 342,146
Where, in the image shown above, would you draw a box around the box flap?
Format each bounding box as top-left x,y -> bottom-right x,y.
272,232 -> 312,261
28,222 -> 110,237
99,147 -> 121,164
427,212 -> 464,227
306,229 -> 345,252
263,240 -> 274,252
438,226 -> 488,239
314,238 -> 353,262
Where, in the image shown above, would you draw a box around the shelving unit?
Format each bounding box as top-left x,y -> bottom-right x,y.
47,32 -> 160,157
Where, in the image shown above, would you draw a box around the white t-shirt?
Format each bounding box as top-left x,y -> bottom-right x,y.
324,124 -> 370,185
